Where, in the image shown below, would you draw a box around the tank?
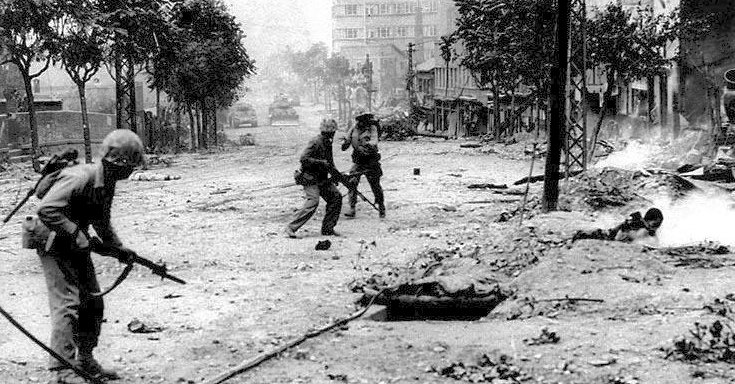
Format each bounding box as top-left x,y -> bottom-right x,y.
268,96 -> 299,126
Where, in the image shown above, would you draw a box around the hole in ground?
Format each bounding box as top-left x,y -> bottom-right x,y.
366,296 -> 506,322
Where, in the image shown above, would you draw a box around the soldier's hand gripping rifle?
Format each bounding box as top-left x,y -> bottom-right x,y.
329,168 -> 380,213
3,149 -> 79,225
89,237 -> 186,297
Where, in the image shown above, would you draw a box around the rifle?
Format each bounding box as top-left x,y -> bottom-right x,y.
3,149 -> 79,224
330,170 -> 380,213
90,237 -> 186,297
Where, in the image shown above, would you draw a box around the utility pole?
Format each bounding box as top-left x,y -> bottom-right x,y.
542,0 -> 570,212
364,54 -> 374,112
407,43 -> 416,112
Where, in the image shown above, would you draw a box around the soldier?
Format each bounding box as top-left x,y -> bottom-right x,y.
285,119 -> 344,238
341,109 -> 385,218
36,130 -> 144,384
572,208 -> 664,243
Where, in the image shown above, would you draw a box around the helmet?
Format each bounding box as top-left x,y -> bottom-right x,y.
100,129 -> 145,167
320,119 -> 338,133
352,107 -> 367,118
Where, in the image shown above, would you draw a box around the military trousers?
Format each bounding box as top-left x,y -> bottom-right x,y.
38,245 -> 103,370
288,182 -> 342,233
348,163 -> 384,210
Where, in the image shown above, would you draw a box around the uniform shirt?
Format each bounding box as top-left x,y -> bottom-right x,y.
343,122 -> 379,163
37,163 -> 122,248
300,133 -> 335,181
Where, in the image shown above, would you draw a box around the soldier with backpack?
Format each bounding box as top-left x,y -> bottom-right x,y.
27,130 -> 145,384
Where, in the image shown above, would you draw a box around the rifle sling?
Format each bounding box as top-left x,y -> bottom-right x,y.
92,263 -> 134,298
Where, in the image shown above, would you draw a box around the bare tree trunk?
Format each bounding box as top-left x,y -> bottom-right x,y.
188,103 -> 196,151
77,83 -> 92,163
196,101 -> 204,149
127,55 -> 137,133
174,103 -> 181,153
588,71 -> 615,162
21,72 -> 40,172
114,53 -> 124,130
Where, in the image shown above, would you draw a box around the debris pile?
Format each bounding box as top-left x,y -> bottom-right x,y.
378,112 -> 415,141
430,353 -> 533,383
130,171 -> 181,182
645,242 -> 733,269
560,167 -> 697,211
665,319 -> 735,363
523,328 -> 560,346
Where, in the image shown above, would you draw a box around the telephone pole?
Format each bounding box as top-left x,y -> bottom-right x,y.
364,54 -> 374,112
542,0 -> 570,212
407,43 -> 416,112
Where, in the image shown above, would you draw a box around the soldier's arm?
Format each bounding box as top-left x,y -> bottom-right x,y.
300,139 -> 328,167
37,172 -> 85,238
91,192 -> 122,247
366,125 -> 379,147
341,127 -> 353,151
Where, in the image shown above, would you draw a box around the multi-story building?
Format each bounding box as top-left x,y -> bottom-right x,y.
332,0 -> 454,101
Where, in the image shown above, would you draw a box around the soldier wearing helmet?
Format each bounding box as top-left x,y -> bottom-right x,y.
35,129 -> 144,383
341,108 -> 385,218
286,119 -> 344,238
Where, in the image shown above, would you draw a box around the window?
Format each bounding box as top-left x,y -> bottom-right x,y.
396,3 -> 406,14
409,2 -> 418,13
344,28 -> 359,39
396,26 -> 407,37
379,3 -> 388,14
379,27 -> 390,38
366,4 -> 377,15
368,29 -> 377,38
345,4 -> 358,15
423,25 -> 436,36
422,0 -> 437,12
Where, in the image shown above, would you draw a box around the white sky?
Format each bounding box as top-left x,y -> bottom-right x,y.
224,0 -> 333,59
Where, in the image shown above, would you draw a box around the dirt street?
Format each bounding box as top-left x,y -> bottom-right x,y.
0,105 -> 733,384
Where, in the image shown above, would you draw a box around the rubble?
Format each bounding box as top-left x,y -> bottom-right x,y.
430,353 -> 533,383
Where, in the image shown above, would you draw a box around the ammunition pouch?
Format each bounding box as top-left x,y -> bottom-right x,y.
21,216 -> 51,250
294,169 -> 317,186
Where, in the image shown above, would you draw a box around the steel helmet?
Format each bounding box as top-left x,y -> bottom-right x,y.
320,119 -> 338,133
353,106 -> 367,118
100,129 -> 145,167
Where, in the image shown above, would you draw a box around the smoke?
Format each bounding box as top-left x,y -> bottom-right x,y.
653,191 -> 735,247
593,141 -> 660,170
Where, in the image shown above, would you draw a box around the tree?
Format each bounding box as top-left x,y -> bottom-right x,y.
0,0 -> 57,171
55,0 -> 107,163
324,53 -> 351,119
453,0 -> 556,138
152,0 -> 255,149
289,43 -> 328,103
586,3 -> 673,159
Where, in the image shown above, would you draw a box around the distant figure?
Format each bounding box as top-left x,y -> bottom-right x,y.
286,119 -> 344,238
572,208 -> 664,243
341,108 -> 385,218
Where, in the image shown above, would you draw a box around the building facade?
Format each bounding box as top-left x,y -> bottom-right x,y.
332,0 -> 454,101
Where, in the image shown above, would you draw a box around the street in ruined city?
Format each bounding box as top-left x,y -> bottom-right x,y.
2,1 -> 735,384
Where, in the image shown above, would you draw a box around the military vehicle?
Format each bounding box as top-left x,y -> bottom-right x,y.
268,97 -> 299,126
229,103 -> 258,128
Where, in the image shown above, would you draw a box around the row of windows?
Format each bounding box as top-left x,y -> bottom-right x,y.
341,1 -> 438,16
337,25 -> 437,39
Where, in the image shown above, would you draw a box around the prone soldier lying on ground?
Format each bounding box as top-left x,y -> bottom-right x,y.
572,208 -> 664,243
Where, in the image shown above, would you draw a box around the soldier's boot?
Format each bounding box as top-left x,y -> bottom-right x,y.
78,357 -> 120,381
53,369 -> 88,384
344,206 -> 356,218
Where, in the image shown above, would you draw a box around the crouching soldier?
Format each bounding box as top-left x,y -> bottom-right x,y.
286,119 -> 344,238
341,109 -> 385,218
34,130 -> 145,383
572,208 -> 664,243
